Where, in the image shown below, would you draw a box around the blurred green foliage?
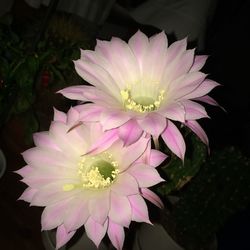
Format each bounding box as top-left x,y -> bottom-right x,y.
0,14 -> 91,135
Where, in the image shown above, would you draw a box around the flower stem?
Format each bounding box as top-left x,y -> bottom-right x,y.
153,137 -> 160,150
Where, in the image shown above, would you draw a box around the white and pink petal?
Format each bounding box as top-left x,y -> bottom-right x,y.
161,120 -> 186,161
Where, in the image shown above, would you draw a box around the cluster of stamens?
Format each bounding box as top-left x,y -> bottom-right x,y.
120,88 -> 165,113
63,152 -> 119,191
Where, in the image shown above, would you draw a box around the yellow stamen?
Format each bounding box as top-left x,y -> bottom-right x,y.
63,184 -> 75,191
63,152 -> 119,191
120,89 -> 165,113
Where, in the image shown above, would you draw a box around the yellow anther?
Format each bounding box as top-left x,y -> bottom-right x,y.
121,90 -> 129,100
63,184 -> 75,191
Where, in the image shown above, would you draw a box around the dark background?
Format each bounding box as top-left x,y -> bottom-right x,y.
0,0 -> 250,249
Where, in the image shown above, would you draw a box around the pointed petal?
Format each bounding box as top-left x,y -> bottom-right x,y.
58,85 -> 93,102
33,131 -> 60,151
85,217 -> 108,248
53,108 -> 67,122
169,72 -> 207,100
96,38 -> 140,88
163,49 -> 195,83
64,198 -> 89,232
118,119 -> 143,146
181,100 -> 209,120
185,120 -> 209,145
149,149 -> 168,167
161,120 -> 186,161
119,135 -> 150,170
30,183 -> 81,206
128,194 -> 151,224
165,37 -> 187,64
194,95 -> 225,111
158,102 -> 185,122
109,192 -> 132,227
41,199 -> 71,230
49,121 -> 86,157
22,147 -> 74,171
82,47 -> 125,90
88,191 -> 110,225
143,31 -> 168,81
76,103 -> 103,122
107,220 -> 125,250
108,37 -> 140,84
190,55 -> 208,72
128,163 -> 165,187
18,187 -> 37,202
56,224 -> 76,249
128,30 -> 149,71
100,110 -> 131,130
112,172 -> 139,196
66,107 -> 80,126
141,188 -> 164,209
87,129 -> 119,155
15,165 -> 32,177
73,59 -> 120,98
138,112 -> 167,137
183,79 -> 220,99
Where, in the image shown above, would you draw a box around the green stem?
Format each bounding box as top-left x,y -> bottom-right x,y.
153,137 -> 160,150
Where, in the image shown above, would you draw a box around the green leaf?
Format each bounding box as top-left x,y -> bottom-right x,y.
157,132 -> 207,196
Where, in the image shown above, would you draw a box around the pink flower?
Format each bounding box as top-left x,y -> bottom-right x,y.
59,30 -> 220,160
17,108 -> 166,250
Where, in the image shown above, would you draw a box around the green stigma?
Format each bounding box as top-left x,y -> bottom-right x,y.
91,160 -> 117,181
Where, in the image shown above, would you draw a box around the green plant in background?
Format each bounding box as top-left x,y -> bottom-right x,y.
0,13 -> 93,142
158,142 -> 250,250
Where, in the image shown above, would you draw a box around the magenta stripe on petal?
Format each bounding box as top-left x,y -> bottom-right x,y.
112,172 -> 139,196
183,79 -> 220,99
161,120 -> 186,161
33,132 -> 60,151
149,149 -> 168,167
56,224 -> 76,249
141,188 -> 164,209
118,135 -> 150,171
107,220 -> 125,250
64,198 -> 89,232
109,192 -> 132,227
88,191 -> 110,225
100,110 -> 131,131
158,102 -> 185,122
185,120 -> 209,146
128,194 -> 151,224
165,37 -> 187,64
138,112 -> 167,137
181,100 -> 209,120
118,119 -> 143,146
87,129 -> 119,155
128,30 -> 149,71
58,85 -> 91,102
41,199 -> 71,230
85,217 -> 108,248
128,163 -> 165,188
190,55 -> 208,72
194,95 -> 225,111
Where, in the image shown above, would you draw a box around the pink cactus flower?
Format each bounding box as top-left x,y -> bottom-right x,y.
59,30 -> 220,160
17,107 -> 166,250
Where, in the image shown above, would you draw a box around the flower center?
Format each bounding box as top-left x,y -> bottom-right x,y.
120,88 -> 165,113
63,152 -> 119,191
